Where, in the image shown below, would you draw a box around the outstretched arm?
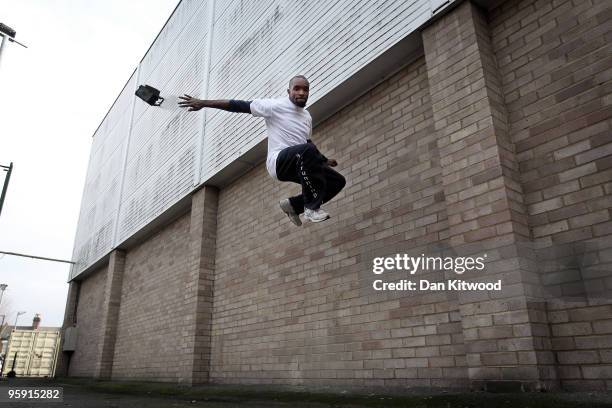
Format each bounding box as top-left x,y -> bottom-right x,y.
178,95 -> 251,113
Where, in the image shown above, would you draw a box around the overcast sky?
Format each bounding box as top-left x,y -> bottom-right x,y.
0,0 -> 180,327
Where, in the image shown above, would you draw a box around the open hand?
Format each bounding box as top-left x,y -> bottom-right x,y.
178,94 -> 204,111
327,159 -> 338,167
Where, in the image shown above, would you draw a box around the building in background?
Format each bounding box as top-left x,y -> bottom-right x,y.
59,0 -> 612,391
1,314 -> 61,377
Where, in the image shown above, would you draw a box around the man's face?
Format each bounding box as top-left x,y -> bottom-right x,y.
287,77 -> 309,107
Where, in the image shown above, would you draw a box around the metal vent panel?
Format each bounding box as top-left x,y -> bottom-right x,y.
117,1 -> 210,242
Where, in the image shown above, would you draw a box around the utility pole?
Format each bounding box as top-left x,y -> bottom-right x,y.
0,163 -> 12,218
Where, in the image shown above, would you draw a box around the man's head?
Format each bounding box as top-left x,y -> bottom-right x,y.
287,75 -> 309,107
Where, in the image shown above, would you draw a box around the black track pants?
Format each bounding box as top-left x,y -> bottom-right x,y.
275,143 -> 346,214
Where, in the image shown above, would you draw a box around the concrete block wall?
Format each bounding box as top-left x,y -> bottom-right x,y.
62,0 -> 611,391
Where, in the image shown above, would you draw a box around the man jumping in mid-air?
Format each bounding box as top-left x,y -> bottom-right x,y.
178,75 -> 345,226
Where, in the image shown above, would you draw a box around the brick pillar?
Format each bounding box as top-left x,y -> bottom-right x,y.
55,281 -> 80,377
422,1 -> 556,391
178,186 -> 219,385
94,250 -> 125,379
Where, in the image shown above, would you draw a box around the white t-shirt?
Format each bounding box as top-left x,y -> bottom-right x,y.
250,96 -> 312,179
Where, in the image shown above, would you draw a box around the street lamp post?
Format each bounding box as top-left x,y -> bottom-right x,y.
13,311 -> 25,328
0,284 -> 6,308
0,22 -> 27,70
0,164 -> 13,219
0,285 -> 6,332
0,21 -> 26,218
0,24 -> 13,68
0,33 -> 6,68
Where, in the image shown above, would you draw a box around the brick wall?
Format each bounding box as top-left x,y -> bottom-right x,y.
68,265 -> 107,377
490,0 -> 612,389
63,0 -> 612,391
422,0 -> 557,390
490,0 -> 611,283
549,302 -> 612,390
490,0 -> 612,390
110,212 -> 192,382
210,56 -> 469,387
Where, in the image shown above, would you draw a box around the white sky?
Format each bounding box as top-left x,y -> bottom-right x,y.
0,0 -> 180,327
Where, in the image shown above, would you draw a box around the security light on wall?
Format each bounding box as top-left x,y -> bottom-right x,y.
135,85 -> 164,106
0,22 -> 27,48
0,23 -> 16,38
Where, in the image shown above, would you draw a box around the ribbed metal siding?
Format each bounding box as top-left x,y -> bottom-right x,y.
70,0 -> 442,278
70,72 -> 137,277
117,1 -> 209,243
200,0 -> 431,181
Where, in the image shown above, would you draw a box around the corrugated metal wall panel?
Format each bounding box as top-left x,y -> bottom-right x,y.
200,0 -> 431,181
137,0 -> 204,89
71,0 -> 441,278
70,72 -> 137,278
116,1 -> 209,242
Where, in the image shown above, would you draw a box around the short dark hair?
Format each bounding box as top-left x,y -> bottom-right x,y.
289,75 -> 309,88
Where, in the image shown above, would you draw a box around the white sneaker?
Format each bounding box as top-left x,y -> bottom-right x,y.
279,199 -> 302,226
304,208 -> 330,223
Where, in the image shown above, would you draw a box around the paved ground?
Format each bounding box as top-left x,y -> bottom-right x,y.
0,378 -> 279,408
1,378 -> 612,407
